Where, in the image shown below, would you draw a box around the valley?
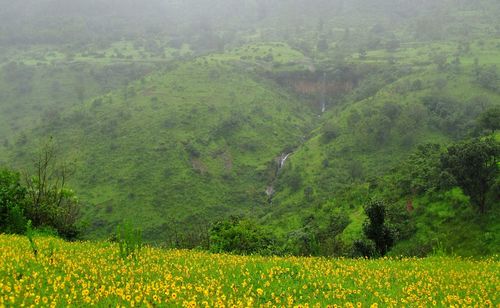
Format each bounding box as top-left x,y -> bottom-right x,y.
0,0 -> 499,258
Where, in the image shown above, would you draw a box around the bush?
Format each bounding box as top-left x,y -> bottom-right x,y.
351,239 -> 377,258
0,169 -> 28,234
321,122 -> 341,144
209,216 -> 277,255
4,205 -> 27,234
478,106 -> 500,134
287,212 -> 350,257
476,65 -> 498,91
116,222 -> 143,260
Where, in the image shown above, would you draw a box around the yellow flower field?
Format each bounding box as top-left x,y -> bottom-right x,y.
0,235 -> 498,307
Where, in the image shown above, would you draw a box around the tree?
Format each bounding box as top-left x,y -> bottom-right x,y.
440,138 -> 499,213
0,169 -> 27,234
24,140 -> 80,239
478,106 -> 500,134
396,143 -> 441,196
362,200 -> 394,256
433,53 -> 448,71
476,65 -> 498,91
209,216 -> 276,255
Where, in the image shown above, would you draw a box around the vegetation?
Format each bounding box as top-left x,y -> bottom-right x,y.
0,0 -> 499,260
440,138 -> 499,213
115,222 -> 143,260
209,216 -> 277,255
479,106 -> 500,134
0,169 -> 27,234
0,234 -> 498,306
357,201 -> 395,257
1,1 -> 500,306
0,143 -> 81,239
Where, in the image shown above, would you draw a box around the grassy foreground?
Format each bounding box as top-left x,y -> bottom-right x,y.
0,235 -> 498,307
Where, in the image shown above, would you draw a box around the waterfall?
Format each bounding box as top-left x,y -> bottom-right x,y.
279,153 -> 292,169
266,152 -> 292,200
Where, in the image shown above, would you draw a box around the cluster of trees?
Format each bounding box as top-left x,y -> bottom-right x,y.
0,142 -> 80,239
395,136 -> 499,214
208,216 -> 278,255
362,135 -> 498,258
206,212 -> 350,257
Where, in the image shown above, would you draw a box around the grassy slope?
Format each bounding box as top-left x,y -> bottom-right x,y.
0,234 -> 498,306
5,45 -> 316,240
0,60 -> 156,163
1,37 -> 498,255
0,39 -> 192,149
267,40 -> 500,253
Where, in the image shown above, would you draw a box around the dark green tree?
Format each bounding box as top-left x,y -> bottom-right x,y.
362,200 -> 394,256
440,138 -> 499,213
209,216 -> 276,255
396,143 -> 442,196
478,106 -> 500,134
0,169 -> 27,234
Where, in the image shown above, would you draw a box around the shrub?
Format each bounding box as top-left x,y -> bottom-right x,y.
0,169 -> 27,234
351,239 -> 377,258
321,122 -> 341,144
209,216 -> 277,255
116,222 -> 143,260
26,220 -> 38,259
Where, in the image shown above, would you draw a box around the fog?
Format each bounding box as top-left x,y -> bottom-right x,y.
1,0 -> 497,48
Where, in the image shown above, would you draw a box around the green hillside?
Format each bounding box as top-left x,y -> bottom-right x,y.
0,61 -> 155,157
267,40 -> 500,255
4,46 -> 318,241
0,0 -> 499,258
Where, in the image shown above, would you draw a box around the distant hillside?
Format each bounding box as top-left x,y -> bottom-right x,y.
5,45 -> 317,241
266,39 -> 500,256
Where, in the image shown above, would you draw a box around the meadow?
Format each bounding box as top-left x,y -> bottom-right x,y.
0,234 -> 498,307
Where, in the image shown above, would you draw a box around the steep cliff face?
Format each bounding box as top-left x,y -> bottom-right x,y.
268,69 -> 361,112
291,79 -> 353,97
